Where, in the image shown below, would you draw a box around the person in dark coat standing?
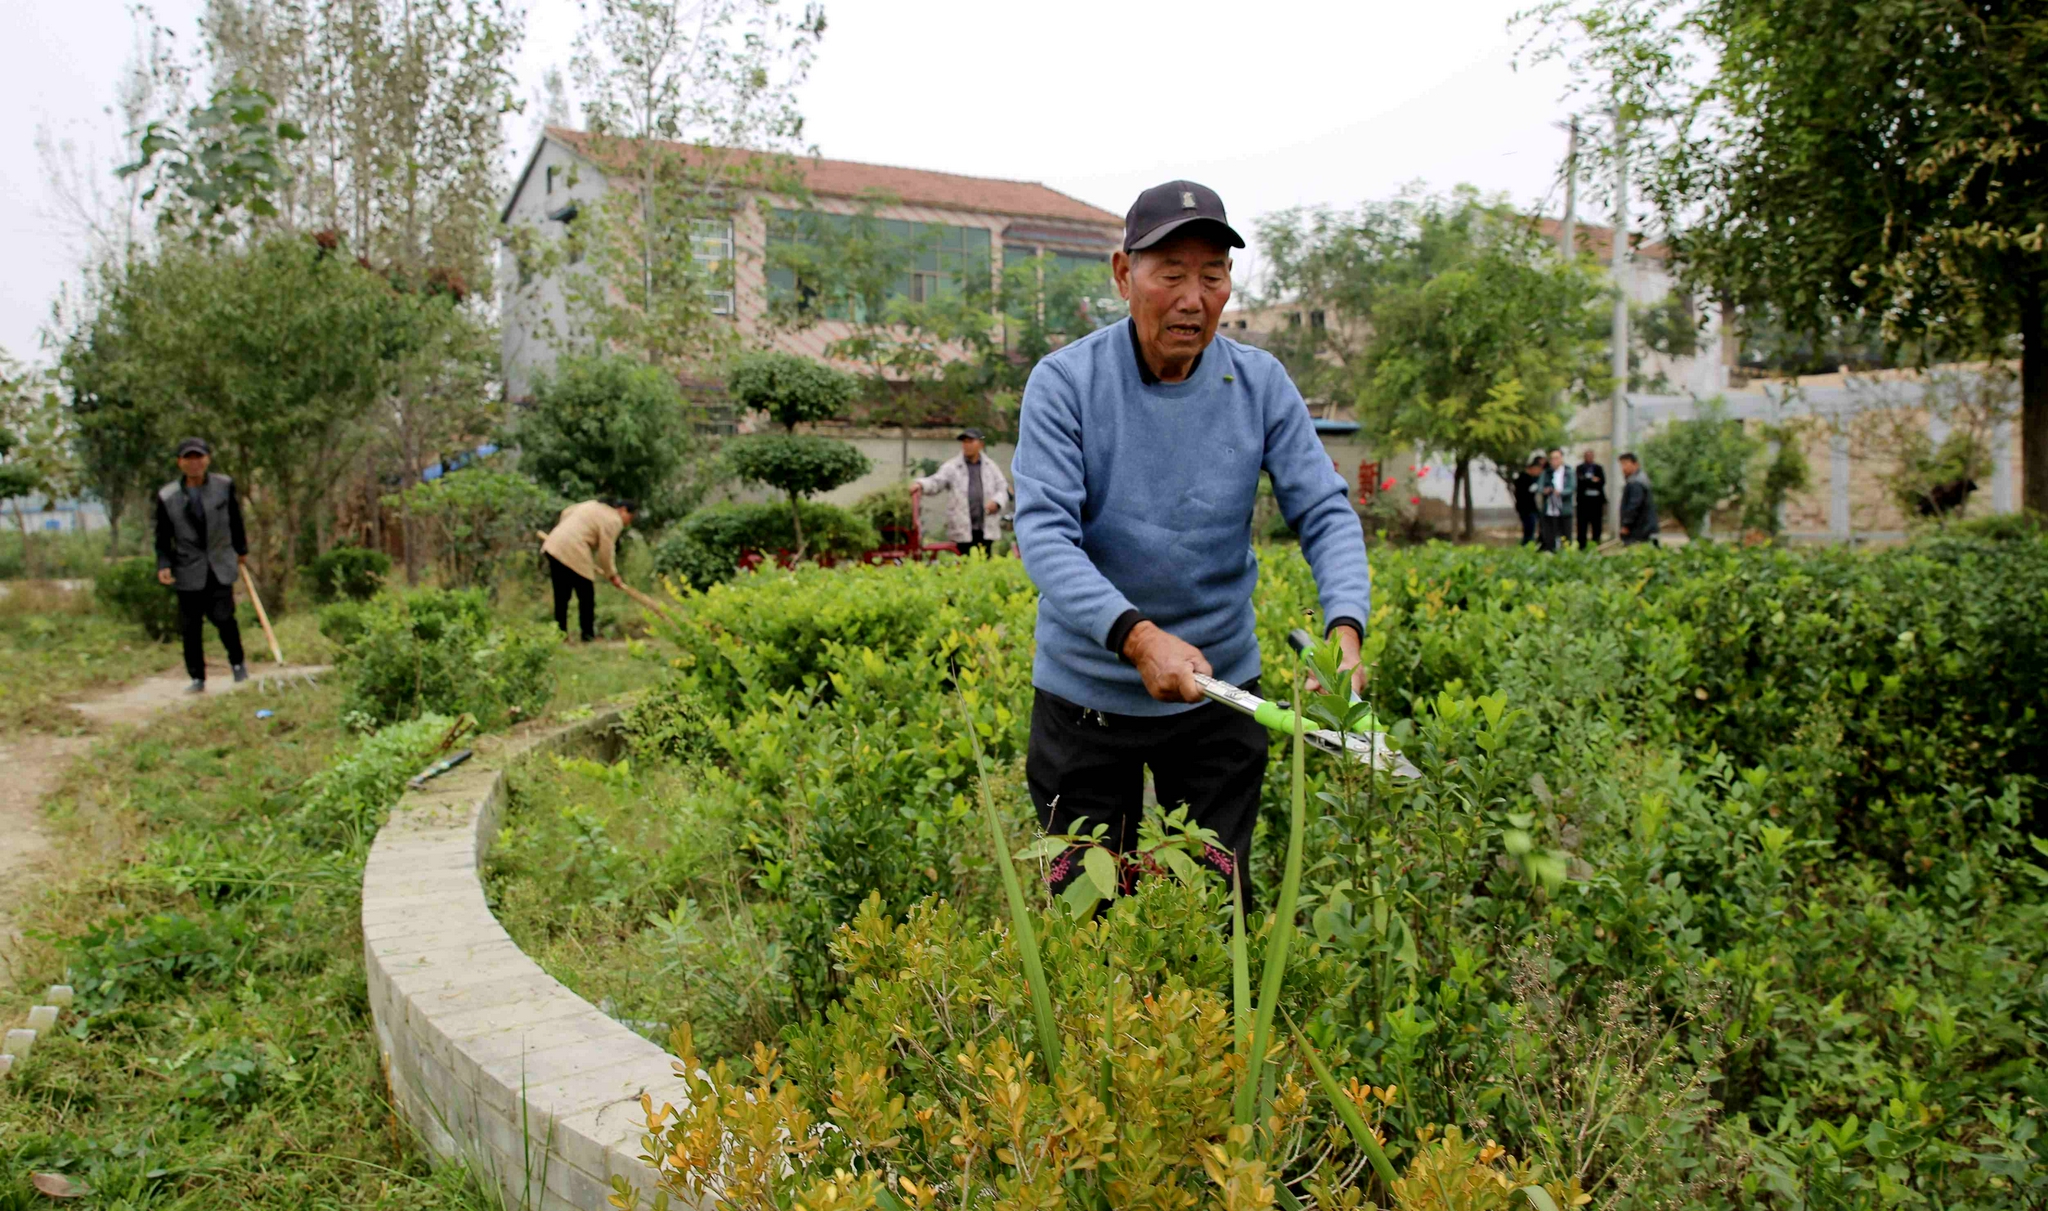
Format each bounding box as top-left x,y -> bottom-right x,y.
1618,452 -> 1661,546
1512,454 -> 1543,546
1574,449 -> 1607,548
1537,448 -> 1574,553
154,437 -> 249,692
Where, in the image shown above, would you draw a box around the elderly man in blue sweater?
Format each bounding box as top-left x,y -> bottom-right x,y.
1012,181 -> 1371,904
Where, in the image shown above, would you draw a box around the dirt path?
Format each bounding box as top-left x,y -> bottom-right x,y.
0,658 -> 331,976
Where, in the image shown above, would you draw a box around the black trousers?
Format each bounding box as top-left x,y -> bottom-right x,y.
547,553 -> 595,640
1518,510 -> 1537,545
177,571 -> 244,681
1539,512 -> 1568,553
1025,681 -> 1270,908
1576,506 -> 1604,548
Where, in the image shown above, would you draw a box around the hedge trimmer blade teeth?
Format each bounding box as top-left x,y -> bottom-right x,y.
1194,674 -> 1418,779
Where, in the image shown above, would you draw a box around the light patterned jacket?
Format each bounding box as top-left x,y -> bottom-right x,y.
541,500 -> 625,581
915,454 -> 1010,543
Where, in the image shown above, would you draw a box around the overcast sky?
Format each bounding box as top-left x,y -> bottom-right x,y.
3,0 -> 1595,365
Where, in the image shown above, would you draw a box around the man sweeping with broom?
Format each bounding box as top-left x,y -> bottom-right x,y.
155,437 -> 250,693
539,498 -> 637,641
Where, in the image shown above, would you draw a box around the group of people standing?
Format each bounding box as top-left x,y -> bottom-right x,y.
1514,448 -> 1660,551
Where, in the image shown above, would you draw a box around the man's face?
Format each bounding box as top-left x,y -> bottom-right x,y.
1582,450 -> 1597,465
961,437 -> 984,462
1548,451 -> 1564,469
1113,232 -> 1232,368
1620,458 -> 1639,476
178,451 -> 210,479
616,507 -> 635,528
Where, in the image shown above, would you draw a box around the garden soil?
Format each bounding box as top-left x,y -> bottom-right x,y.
0,659 -> 329,977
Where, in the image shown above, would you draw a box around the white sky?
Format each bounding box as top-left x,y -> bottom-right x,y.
2,0 -> 1598,365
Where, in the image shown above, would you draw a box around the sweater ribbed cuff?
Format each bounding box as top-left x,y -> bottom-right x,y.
1105,609 -> 1148,662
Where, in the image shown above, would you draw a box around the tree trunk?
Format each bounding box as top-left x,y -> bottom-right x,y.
10,501 -> 35,578
788,490 -> 809,562
2023,273 -> 2047,518
1455,457 -> 1474,539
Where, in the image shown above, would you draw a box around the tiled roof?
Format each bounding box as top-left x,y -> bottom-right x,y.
1532,216 -> 1673,263
540,127 -> 1122,227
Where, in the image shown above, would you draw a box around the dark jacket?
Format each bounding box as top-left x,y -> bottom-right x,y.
1512,468 -> 1541,517
1619,470 -> 1659,544
1575,460 -> 1607,507
155,473 -> 247,590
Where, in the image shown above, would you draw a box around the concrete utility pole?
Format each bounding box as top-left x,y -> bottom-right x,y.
1559,116 -> 1578,260
1608,103 -> 1631,537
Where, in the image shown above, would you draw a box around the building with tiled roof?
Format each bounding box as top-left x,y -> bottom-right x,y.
498,129 -> 1124,401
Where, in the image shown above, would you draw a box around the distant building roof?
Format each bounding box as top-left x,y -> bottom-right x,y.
513,128 -> 1122,228
1533,217 -> 1673,263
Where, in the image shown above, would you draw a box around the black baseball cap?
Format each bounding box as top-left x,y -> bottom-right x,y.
957,428 -> 983,442
1123,180 -> 1246,253
176,437 -> 211,457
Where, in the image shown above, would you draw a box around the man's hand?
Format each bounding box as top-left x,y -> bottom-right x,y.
237,554 -> 247,569
1306,624 -> 1368,698
1122,620 -> 1210,704
608,573 -> 625,589
985,499 -> 1001,515
156,567 -> 174,587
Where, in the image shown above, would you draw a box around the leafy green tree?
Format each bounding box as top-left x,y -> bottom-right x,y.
725,353 -> 868,556
3,353 -> 83,577
383,459 -> 568,588
1741,422 -> 1812,538
1523,0 -> 2048,515
1638,399 -> 1760,538
512,353 -> 706,523
1264,190 -> 1606,536
117,80 -> 305,242
64,234 -> 398,603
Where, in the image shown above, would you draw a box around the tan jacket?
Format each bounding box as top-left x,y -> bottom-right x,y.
542,500 -> 625,581
915,454 -> 1010,543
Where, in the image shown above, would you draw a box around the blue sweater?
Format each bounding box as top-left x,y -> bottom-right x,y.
1013,320 -> 1371,716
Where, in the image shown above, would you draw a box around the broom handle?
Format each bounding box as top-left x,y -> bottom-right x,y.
239,563 -> 285,665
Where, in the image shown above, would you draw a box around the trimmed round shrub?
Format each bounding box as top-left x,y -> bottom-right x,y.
305,544 -> 391,603
94,555 -> 180,641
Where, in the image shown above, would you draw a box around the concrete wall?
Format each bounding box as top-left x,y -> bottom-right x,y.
363,709 -> 687,1211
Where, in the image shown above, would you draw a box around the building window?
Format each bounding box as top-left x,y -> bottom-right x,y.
545,165 -> 558,195
693,218 -> 735,316
1288,312 -> 1301,328
766,209 -> 991,319
1310,310 -> 1325,330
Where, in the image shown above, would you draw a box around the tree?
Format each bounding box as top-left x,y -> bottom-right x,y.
1,354 -> 82,577
1263,190 -> 1606,536
71,234 -> 399,604
724,353 -> 866,556
118,79 -> 305,243
511,353 -> 706,521
1638,399 -> 1759,539
540,0 -> 825,376
1523,0 -> 2048,515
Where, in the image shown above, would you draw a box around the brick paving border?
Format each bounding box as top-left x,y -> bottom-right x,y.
363,710 -> 691,1211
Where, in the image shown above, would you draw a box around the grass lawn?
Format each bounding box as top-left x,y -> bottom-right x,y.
0,629 -> 660,1209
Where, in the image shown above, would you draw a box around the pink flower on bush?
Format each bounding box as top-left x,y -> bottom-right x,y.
1409,495 -> 1421,505
1380,477 -> 1396,492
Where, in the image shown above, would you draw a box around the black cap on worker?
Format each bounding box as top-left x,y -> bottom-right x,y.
176,437 -> 211,457
957,428 -> 983,442
1123,180 -> 1246,253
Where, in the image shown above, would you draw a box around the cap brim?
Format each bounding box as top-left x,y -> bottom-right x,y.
1126,215 -> 1245,252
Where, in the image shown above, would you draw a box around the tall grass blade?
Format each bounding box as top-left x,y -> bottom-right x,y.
959,691 -> 1061,1080
1290,1022 -> 1400,1190
1231,883 -> 1251,1053
1236,662 -> 1308,1126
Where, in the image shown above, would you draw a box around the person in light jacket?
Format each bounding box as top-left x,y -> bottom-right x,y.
541,498 -> 635,641
912,428 -> 1009,556
1537,447 -> 1574,554
153,437 -> 249,692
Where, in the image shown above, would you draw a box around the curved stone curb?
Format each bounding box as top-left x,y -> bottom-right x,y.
364,709 -> 687,1211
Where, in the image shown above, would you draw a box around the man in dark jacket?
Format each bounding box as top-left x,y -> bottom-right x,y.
1512,454 -> 1543,545
154,438 -> 249,691
1617,452 -> 1660,546
1574,449 -> 1607,548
